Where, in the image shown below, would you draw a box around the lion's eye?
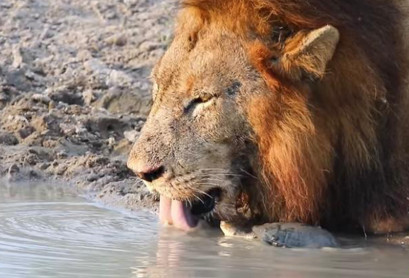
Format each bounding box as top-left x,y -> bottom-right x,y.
183,92 -> 215,113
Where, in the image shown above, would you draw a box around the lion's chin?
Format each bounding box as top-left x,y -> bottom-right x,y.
159,188 -> 222,231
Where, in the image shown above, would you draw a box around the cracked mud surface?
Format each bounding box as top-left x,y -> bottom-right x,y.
0,0 -> 177,212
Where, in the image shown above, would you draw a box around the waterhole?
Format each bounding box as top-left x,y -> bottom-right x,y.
0,182 -> 408,278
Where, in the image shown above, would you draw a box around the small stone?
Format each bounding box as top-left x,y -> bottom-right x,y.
56,165 -> 68,175
47,87 -> 84,105
32,93 -> 51,104
24,70 -> 36,80
24,154 -> 38,166
18,126 -> 35,139
87,174 -> 99,182
39,163 -> 50,170
107,70 -> 134,87
108,137 -> 116,147
76,49 -> 92,61
82,89 -> 96,105
12,46 -> 23,68
84,59 -> 110,75
39,24 -> 51,40
75,125 -> 88,135
106,34 -> 127,46
59,123 -> 76,136
57,151 -> 68,159
0,131 -> 18,145
48,101 -> 56,109
124,130 -> 139,143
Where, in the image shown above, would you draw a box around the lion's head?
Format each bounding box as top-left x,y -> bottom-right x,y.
128,0 -> 407,232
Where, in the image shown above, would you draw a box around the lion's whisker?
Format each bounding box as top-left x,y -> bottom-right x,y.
192,193 -> 205,204
183,184 -> 213,199
193,183 -> 222,188
239,168 -> 258,180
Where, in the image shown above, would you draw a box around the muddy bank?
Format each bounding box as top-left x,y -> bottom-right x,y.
0,0 -> 177,212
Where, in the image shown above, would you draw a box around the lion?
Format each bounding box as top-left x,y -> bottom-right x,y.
127,0 -> 409,247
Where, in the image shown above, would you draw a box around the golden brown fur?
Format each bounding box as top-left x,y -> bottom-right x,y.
128,0 -> 409,234
185,0 -> 409,232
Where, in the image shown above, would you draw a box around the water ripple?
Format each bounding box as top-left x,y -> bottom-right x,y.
0,196 -> 159,278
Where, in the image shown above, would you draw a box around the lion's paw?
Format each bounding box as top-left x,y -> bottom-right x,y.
252,223 -> 339,248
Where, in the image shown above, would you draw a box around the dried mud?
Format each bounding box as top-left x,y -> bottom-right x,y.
0,0 -> 177,212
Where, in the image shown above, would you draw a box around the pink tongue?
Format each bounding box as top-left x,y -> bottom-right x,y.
159,196 -> 199,231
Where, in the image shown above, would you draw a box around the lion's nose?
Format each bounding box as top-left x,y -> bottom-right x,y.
127,141 -> 166,182
131,164 -> 165,182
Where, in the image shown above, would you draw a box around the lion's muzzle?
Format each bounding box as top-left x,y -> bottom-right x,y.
128,153 -> 223,231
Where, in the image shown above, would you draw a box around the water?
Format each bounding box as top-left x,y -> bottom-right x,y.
0,182 -> 408,278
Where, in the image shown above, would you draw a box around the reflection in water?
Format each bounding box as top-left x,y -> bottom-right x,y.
0,181 -> 408,278
140,228 -> 409,278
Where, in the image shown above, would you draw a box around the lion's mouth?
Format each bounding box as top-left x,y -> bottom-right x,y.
159,188 -> 222,231
189,188 -> 221,216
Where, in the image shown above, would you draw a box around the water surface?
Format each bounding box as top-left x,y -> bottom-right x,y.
0,181 -> 408,278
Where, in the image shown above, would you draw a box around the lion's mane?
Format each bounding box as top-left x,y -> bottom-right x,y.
182,0 -> 409,232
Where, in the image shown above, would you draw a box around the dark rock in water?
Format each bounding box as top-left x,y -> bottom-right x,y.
253,223 -> 339,248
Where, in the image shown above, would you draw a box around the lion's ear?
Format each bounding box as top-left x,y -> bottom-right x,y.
280,25 -> 340,80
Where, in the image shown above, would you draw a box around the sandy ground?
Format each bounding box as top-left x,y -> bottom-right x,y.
0,0 -> 177,212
